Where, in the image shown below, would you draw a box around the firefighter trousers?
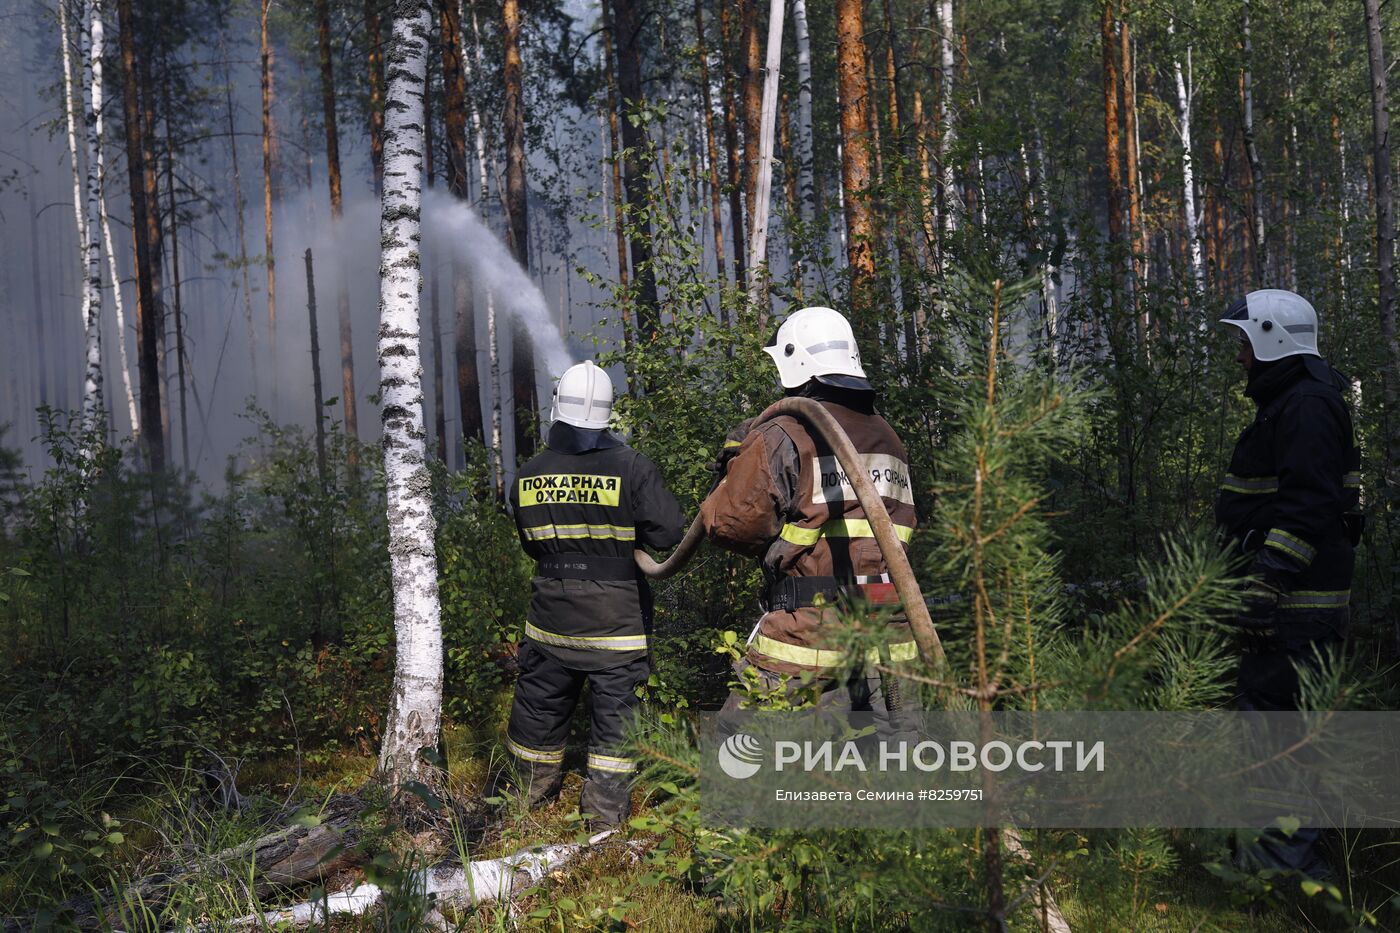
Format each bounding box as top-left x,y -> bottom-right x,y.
503,640 -> 648,829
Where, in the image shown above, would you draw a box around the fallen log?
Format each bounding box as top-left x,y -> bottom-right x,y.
223,829 -> 637,926
53,794 -> 367,929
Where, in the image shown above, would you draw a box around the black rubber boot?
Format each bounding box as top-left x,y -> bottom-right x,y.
485,760 -> 563,812
580,770 -> 632,832
523,760 -> 564,810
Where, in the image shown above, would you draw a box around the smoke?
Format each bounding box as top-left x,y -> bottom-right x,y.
0,0 -> 614,484
422,190 -> 574,379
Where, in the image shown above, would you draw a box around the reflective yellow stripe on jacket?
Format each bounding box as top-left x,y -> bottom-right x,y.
521,522 -> 636,542
1278,590 -> 1350,610
1220,473 -> 1280,494
751,634 -> 919,670
525,621 -> 647,651
1264,528 -> 1317,566
779,518 -> 916,547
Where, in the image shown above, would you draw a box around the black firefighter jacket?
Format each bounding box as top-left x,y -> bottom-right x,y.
1215,355 -> 1361,620
510,423 -> 686,670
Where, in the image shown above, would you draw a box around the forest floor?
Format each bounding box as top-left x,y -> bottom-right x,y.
128,692 -> 1317,932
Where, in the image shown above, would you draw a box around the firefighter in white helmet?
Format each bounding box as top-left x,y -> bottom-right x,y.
700,307 -> 920,720
492,360 -> 685,831
1217,289 -> 1362,878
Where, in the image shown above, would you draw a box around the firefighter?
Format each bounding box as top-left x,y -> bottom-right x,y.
1216,288 -> 1362,877
497,360 -> 685,831
701,306 -> 919,720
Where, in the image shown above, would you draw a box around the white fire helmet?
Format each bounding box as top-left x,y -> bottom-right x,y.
1220,289 -> 1320,362
763,306 -> 871,390
549,360 -> 614,430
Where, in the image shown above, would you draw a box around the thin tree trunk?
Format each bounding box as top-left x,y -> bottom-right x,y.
1101,0 -> 1134,516
1032,128 -> 1059,362
315,0 -> 359,443
138,43 -> 169,456
740,0 -> 761,229
366,0 -> 385,193
221,27 -> 260,408
1101,0 -> 1126,303
1170,19 -> 1205,295
304,248 -> 328,484
162,70 -> 189,470
609,0 -> 662,347
791,0 -> 815,288
59,0 -> 89,374
502,0 -> 537,460
834,0 -> 876,342
937,0 -> 955,239
746,0 -> 784,309
694,0 -> 728,290
720,0 -> 746,284
1241,0 -> 1266,286
261,0 -> 278,417
375,0 -> 443,791
1364,0 -> 1400,491
914,88 -> 935,265
116,0 -> 164,469
81,0 -> 105,442
601,19 -> 634,346
70,0 -> 134,439
1120,4 -> 1146,343
427,110 -> 447,464
440,0 -> 484,448
465,0 -> 503,487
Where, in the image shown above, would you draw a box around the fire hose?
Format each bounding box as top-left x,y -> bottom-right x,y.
632,396 -> 947,673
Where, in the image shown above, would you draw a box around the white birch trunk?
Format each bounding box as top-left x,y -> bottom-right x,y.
487,291 -> 503,497
375,0 -> 443,789
59,0 -> 88,334
791,0 -> 815,229
746,0 -> 785,302
100,167 -> 138,437
1169,19 -> 1205,296
937,0 -> 956,238
81,0 -> 104,437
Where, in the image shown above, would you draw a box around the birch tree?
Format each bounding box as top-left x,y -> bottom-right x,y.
790,0 -> 815,240
59,0 -> 94,424
745,0 -> 784,307
81,0 -> 105,439
375,0 -> 443,790
937,0 -> 956,239
1169,17 -> 1205,295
